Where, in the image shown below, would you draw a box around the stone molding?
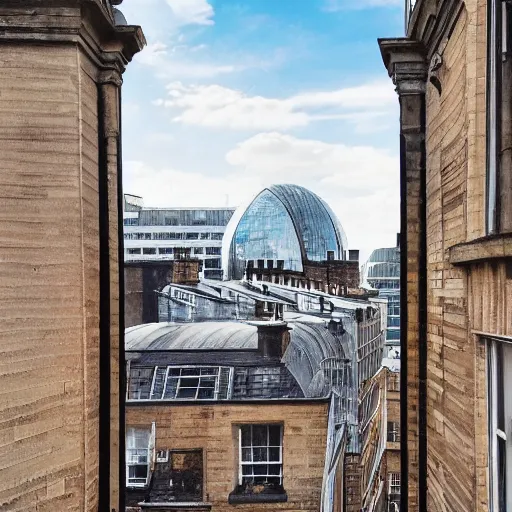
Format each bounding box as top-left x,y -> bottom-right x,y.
378,38 -> 428,96
0,0 -> 145,75
449,233 -> 512,265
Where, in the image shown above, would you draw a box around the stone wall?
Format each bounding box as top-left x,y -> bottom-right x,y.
0,3 -> 144,511
381,1 -> 512,511
126,402 -> 328,511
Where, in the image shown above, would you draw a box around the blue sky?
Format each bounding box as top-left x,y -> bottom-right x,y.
120,0 -> 403,261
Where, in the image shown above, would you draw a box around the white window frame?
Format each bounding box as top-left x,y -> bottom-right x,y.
487,336 -> 512,511
126,424 -> 155,488
156,449 -> 169,463
387,421 -> 400,443
238,424 -> 283,486
128,365 -> 233,401
388,472 -> 400,495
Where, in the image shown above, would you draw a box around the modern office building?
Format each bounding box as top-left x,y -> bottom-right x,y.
222,184 -> 361,295
123,195 -> 235,280
361,238 -> 400,346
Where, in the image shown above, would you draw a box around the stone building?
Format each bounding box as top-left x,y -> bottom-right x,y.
359,367 -> 401,512
124,286 -> 386,511
125,260 -> 200,328
0,1 -> 144,511
379,0 -> 512,510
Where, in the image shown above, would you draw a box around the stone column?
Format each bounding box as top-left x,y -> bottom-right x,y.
379,38 -> 428,512
0,2 -> 144,511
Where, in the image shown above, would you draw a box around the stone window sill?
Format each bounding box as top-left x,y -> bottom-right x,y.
228,490 -> 288,504
139,503 -> 212,510
448,233 -> 512,265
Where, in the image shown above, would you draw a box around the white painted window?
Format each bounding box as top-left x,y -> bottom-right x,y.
239,425 -> 283,486
387,422 -> 400,443
388,472 -> 400,495
126,427 -> 152,487
488,338 -> 512,511
128,366 -> 232,401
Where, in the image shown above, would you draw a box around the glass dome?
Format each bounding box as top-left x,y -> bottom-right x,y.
223,184 -> 348,280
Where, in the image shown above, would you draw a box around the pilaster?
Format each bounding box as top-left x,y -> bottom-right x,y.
0,2 -> 144,511
379,37 -> 428,512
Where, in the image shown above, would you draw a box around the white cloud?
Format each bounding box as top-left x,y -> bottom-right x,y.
165,0 -> 214,26
155,81 -> 397,131
123,161 -> 260,209
134,42 -> 237,79
123,133 -> 399,261
226,132 -> 398,194
225,132 -> 400,260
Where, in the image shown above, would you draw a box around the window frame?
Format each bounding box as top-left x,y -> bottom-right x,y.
126,425 -> 154,488
487,336 -> 512,511
486,0 -> 501,233
238,424 -> 283,487
127,365 -> 233,401
387,421 -> 400,443
388,472 -> 400,496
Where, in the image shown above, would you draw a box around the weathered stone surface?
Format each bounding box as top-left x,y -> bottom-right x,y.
0,2 -> 144,511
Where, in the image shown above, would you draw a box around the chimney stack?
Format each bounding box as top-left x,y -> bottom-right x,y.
348,249 -> 359,262
256,322 -> 290,359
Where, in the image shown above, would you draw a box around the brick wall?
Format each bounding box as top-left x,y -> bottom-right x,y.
125,260 -> 200,328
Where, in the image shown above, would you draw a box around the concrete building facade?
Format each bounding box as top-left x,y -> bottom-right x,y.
379,0 -> 512,510
123,195 -> 235,281
0,1 -> 144,511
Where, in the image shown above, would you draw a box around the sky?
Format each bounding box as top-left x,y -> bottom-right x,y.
120,0 -> 404,262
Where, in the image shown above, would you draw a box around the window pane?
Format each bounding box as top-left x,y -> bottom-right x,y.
197,388 -> 214,399
253,464 -> 266,476
269,447 -> 280,461
129,465 -> 147,479
268,425 -> 281,446
181,377 -> 199,387
268,464 -> 281,475
241,425 -> 251,446
200,377 -> 216,388
253,447 -> 267,462
241,448 -> 252,462
177,387 -> 197,399
252,425 -> 267,446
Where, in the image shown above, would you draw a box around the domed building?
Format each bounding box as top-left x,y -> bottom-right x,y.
222,184 -> 360,295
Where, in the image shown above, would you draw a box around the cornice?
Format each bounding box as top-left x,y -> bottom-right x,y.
0,0 -> 145,74
378,38 -> 428,96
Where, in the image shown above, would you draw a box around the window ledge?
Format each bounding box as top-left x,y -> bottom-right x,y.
139,503 -> 212,510
448,233 -> 512,265
228,491 -> 288,504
